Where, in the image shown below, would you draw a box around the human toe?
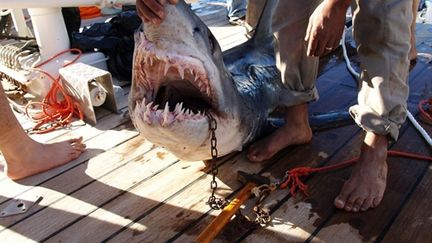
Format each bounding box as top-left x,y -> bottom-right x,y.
372,196 -> 383,208
351,197 -> 365,213
360,197 -> 373,211
334,193 -> 348,209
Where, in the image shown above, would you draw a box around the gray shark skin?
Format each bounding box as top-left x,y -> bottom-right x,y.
129,0 -> 284,160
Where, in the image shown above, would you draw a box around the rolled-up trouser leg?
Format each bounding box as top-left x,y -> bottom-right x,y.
273,0 -> 323,107
349,0 -> 412,141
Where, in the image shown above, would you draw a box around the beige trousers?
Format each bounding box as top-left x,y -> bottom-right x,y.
273,0 -> 412,141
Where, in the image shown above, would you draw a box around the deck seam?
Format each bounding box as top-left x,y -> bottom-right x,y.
41,159 -> 182,242
303,103 -> 429,242
0,132 -> 143,232
101,153 -> 239,242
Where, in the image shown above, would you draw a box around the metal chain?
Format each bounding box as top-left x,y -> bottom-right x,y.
205,113 -> 272,227
206,113 -> 229,210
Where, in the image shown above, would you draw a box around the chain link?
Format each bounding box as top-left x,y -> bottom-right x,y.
206,113 -> 272,227
206,113 -> 229,210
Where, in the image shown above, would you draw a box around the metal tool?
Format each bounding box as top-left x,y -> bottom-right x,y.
0,196 -> 42,218
196,171 -> 270,243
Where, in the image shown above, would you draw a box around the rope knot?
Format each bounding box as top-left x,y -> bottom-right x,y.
279,167 -> 316,197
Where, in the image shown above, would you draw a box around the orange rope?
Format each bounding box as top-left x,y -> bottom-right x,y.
279,150 -> 432,197
25,49 -> 84,134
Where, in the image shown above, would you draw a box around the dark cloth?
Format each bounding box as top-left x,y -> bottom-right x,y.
70,10 -> 141,80
62,7 -> 81,40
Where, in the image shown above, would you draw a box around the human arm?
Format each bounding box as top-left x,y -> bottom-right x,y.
305,0 -> 350,57
136,0 -> 178,24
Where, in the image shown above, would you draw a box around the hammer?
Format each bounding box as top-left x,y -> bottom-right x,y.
196,171 -> 270,243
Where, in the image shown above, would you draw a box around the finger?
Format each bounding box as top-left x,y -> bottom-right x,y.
136,0 -> 154,23
168,0 -> 179,4
316,37 -> 331,57
136,0 -> 164,24
328,35 -> 339,50
307,29 -> 319,57
145,0 -> 166,19
305,20 -> 312,42
331,36 -> 341,50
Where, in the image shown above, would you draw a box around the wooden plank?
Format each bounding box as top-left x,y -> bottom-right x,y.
379,114 -> 432,241
175,125 -> 362,242
45,157 -> 210,242
0,109 -> 130,184
0,139 -> 173,241
238,106 -> 428,242
0,85 -> 130,184
174,53 -> 431,241
106,58 -> 361,242
309,124 -> 430,242
46,59 -> 355,242
103,151 -> 272,242
0,134 -> 152,229
173,72 -> 360,241
381,155 -> 432,243
0,119 -> 136,205
300,63 -> 432,242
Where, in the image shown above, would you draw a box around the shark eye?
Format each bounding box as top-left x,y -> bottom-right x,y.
193,27 -> 200,35
208,34 -> 217,53
209,36 -> 214,52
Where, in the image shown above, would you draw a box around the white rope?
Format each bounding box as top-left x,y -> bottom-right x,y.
0,9 -> 12,17
407,110 -> 432,146
341,27 -> 432,146
341,29 -> 360,80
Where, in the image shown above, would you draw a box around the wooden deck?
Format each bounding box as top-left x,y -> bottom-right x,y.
1,3 -> 432,242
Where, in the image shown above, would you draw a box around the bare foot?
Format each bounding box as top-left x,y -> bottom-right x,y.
3,137 -> 86,180
334,132 -> 388,212
247,104 -> 312,162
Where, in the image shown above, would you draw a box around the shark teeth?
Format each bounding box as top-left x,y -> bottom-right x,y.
137,98 -> 206,127
164,63 -> 170,76
178,67 -> 184,80
137,100 -> 206,127
138,50 -> 214,103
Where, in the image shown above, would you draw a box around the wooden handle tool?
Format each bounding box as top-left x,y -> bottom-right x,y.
196,182 -> 257,243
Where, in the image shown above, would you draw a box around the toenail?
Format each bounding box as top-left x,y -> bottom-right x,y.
335,199 -> 345,208
352,207 -> 359,212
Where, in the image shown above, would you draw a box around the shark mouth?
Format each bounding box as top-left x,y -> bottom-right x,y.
133,34 -> 216,127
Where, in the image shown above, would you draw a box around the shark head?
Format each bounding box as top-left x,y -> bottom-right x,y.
129,1 -> 250,160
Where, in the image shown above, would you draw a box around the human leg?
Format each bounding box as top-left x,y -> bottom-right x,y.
247,0 -> 322,162
410,0 -> 420,61
335,0 -> 412,212
0,82 -> 86,180
226,0 -> 247,22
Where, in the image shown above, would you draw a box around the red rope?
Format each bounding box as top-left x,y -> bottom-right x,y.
279,150 -> 432,197
419,98 -> 432,122
25,49 -> 84,134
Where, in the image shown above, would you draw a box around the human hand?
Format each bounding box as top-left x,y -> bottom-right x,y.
136,0 -> 179,24
305,0 -> 349,57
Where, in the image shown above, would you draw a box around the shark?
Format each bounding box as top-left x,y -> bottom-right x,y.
129,0 -> 348,160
